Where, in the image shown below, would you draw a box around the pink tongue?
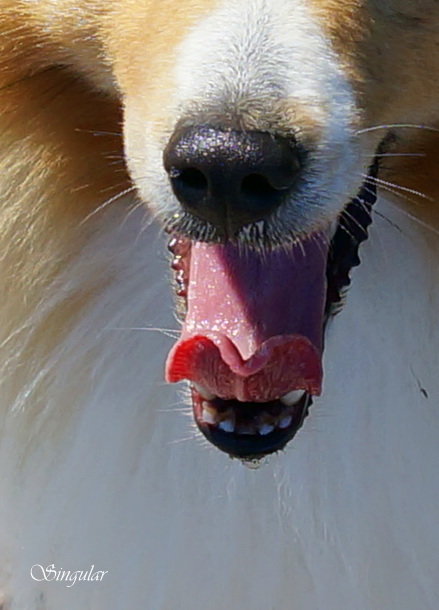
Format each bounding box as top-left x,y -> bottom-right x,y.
166,235 -> 328,402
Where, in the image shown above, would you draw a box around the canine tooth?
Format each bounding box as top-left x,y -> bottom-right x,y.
278,415 -> 293,429
219,419 -> 235,433
280,389 -> 305,406
259,424 -> 275,436
193,383 -> 216,400
202,409 -> 217,425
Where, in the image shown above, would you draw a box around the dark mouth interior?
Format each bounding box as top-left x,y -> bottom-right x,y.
167,157 -> 380,461
191,386 -> 310,458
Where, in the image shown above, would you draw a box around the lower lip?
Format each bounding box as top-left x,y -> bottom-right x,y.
191,387 -> 312,458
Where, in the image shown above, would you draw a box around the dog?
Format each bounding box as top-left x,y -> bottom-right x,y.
1,1 -> 439,608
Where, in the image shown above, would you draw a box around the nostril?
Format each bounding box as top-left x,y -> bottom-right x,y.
169,167 -> 209,212
241,174 -> 280,201
164,125 -> 303,235
173,168 -> 208,193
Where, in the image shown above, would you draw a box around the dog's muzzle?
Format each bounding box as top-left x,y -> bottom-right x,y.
163,125 -> 380,462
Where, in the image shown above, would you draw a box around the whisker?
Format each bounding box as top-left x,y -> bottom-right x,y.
334,222 -> 356,242
362,173 -> 433,201
167,434 -> 198,446
120,198 -> 148,228
80,185 -> 137,224
362,183 -> 420,209
340,209 -> 370,239
370,152 -> 426,158
105,326 -> 180,339
354,194 -> 375,216
368,181 -> 419,206
364,178 -> 439,237
351,189 -> 401,231
74,128 -> 123,138
99,180 -> 132,194
157,407 -> 192,413
374,210 -> 403,233
159,400 -> 190,409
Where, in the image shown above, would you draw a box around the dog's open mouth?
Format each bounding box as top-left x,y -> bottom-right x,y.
165,161 -> 379,460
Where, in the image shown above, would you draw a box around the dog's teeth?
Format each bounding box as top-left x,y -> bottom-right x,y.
258,424 -> 275,436
219,419 -> 235,433
193,383 -> 216,400
202,409 -> 217,425
280,389 -> 305,406
278,415 -> 293,429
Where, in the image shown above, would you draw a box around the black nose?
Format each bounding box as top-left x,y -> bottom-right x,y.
163,126 -> 301,236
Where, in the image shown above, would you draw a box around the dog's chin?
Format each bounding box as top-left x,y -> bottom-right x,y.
191,385 -> 311,460
164,160 -> 379,462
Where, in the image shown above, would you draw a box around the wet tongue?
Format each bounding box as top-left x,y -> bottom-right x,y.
166,235 -> 328,402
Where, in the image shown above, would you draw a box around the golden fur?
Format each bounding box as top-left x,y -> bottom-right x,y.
1,0 -> 438,262
0,0 -> 438,427
1,1 -> 439,608
1,0 -> 438,466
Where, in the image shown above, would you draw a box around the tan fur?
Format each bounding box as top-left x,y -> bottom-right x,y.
1,4 -> 439,607
1,0 -> 439,436
1,4 -> 439,605
1,4 -> 119,411
308,0 -> 439,214
309,1 -> 439,126
2,0 -> 438,219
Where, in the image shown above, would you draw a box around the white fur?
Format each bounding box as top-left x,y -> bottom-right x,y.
125,0 -> 373,239
1,196 -> 439,609
2,2 -> 439,608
